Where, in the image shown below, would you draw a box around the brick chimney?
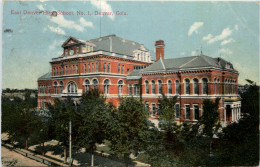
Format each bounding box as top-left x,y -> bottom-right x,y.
155,40 -> 165,61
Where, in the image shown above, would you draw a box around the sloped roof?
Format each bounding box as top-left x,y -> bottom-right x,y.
141,55 -> 238,73
87,34 -> 148,56
38,72 -> 51,81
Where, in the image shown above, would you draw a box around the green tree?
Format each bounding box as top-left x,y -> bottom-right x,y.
213,80 -> 259,166
77,89 -> 114,166
48,97 -> 79,163
109,97 -> 150,166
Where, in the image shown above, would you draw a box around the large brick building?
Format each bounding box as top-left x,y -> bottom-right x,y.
38,34 -> 241,126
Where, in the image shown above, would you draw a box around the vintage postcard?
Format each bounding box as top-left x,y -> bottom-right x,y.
1,0 -> 259,166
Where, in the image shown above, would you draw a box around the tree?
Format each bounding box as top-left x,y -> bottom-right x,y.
48,97 -> 79,163
77,89 -> 114,166
109,97 -> 150,166
213,80 -> 259,166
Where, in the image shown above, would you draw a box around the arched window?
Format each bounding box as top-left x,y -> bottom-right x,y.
121,65 -> 124,74
104,79 -> 110,95
158,80 -> 162,94
92,79 -> 98,90
65,66 -> 67,75
151,80 -> 155,94
73,65 -> 75,74
145,80 -> 149,94
193,78 -> 199,94
175,80 -> 180,94
67,81 -> 77,93
118,64 -> 120,74
58,68 -> 60,76
202,78 -> 208,94
168,80 -> 172,94
54,82 -> 58,94
103,63 -> 106,72
108,63 -> 111,73
68,66 -> 71,75
61,67 -> 63,75
185,79 -> 190,94
84,79 -> 90,93
118,80 -> 123,95
96,62 -> 98,72
59,81 -> 63,94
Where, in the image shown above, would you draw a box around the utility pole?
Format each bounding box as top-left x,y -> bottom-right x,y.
69,120 -> 72,166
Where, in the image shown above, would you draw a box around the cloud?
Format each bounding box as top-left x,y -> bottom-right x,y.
204,27 -> 233,44
50,15 -> 84,32
90,0 -> 115,20
191,51 -> 197,56
234,24 -> 239,31
79,17 -> 94,28
202,34 -> 213,41
188,22 -> 204,36
219,48 -> 232,55
49,40 -> 63,50
221,38 -> 235,45
37,4 -> 44,11
46,25 -> 66,35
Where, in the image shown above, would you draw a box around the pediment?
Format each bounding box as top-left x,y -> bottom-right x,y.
62,37 -> 85,48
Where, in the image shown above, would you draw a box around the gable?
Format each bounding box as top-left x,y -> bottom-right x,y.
62,37 -> 85,48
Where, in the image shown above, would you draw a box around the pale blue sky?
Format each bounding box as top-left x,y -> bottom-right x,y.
2,1 -> 259,89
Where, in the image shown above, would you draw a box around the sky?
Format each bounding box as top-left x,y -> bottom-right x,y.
2,1 -> 259,89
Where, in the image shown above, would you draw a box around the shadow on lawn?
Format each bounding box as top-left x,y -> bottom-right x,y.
33,144 -> 136,166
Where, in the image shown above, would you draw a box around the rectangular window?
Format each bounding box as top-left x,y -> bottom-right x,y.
128,85 -> 132,95
96,63 -> 98,72
185,105 -> 190,120
76,65 -> 78,74
118,64 -> 120,74
152,103 -> 156,116
73,65 -> 75,74
108,63 -> 111,73
88,63 -> 90,73
145,103 -> 149,111
122,65 -> 124,74
84,64 -> 86,73
134,84 -> 139,95
92,63 -> 94,72
194,104 -> 199,120
175,104 -> 180,119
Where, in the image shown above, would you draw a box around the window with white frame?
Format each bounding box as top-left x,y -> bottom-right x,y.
202,78 -> 208,94
67,81 -> 77,93
54,82 -> 58,94
134,84 -> 139,95
145,80 -> 149,94
118,64 -> 120,74
118,80 -> 123,95
193,104 -> 199,120
193,78 -> 199,94
104,79 -> 110,95
121,65 -> 124,74
59,81 -> 63,94
158,80 -> 162,94
168,80 -> 172,94
92,79 -> 98,90
185,104 -> 190,120
175,80 -> 180,94
108,63 -> 111,73
128,84 -> 132,95
151,80 -> 155,94
96,62 -> 98,72
175,104 -> 180,119
85,79 -> 90,93
103,62 -> 106,72
185,79 -> 190,94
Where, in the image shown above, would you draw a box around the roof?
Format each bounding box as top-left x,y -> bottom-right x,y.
38,72 -> 51,81
87,34 -> 148,56
141,55 -> 238,73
